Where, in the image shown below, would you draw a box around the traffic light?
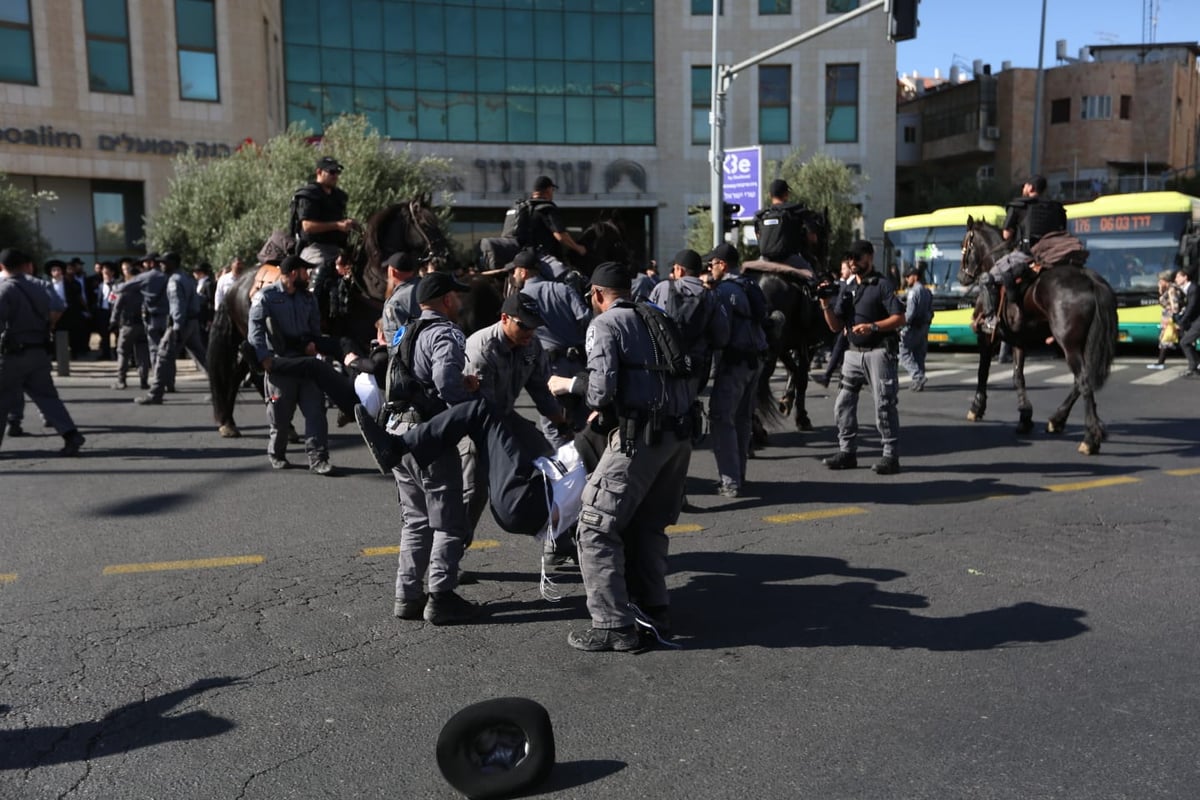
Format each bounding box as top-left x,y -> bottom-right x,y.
887,0 -> 918,42
722,202 -> 742,231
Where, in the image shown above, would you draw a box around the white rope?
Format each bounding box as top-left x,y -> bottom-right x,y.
628,602 -> 681,649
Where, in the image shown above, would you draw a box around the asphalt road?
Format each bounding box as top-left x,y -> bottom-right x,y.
1,351 -> 1197,799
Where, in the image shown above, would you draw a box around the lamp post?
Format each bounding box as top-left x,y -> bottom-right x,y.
1030,0 -> 1048,177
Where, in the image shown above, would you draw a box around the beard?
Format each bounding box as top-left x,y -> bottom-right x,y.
293,278 -> 309,292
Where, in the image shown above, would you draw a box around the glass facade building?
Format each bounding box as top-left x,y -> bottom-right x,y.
282,0 -> 655,145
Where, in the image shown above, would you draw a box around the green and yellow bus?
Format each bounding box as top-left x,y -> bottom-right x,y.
1066,191 -> 1200,345
882,205 -> 1007,346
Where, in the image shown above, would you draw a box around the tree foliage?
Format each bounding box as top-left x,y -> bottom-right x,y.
770,151 -> 863,263
0,173 -> 52,264
144,115 -> 453,268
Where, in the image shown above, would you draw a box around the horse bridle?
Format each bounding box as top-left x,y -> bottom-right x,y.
961,227 -> 1009,279
408,199 -> 449,270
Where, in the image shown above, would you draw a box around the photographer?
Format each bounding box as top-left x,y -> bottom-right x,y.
817,240 -> 904,475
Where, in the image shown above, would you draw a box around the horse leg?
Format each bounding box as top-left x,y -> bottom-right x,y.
1011,346 -> 1034,435
1047,342 -> 1085,435
967,335 -> 993,421
1076,386 -> 1103,455
779,347 -> 812,431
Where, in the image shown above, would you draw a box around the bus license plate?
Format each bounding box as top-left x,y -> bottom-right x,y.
928,333 -> 949,342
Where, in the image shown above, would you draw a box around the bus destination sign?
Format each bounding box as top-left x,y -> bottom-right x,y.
1070,214 -> 1165,235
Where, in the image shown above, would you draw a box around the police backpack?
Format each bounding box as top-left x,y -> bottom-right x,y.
384,317 -> 450,420
633,301 -> 691,378
663,280 -> 713,346
288,184 -> 324,254
501,198 -> 536,247
754,203 -> 806,262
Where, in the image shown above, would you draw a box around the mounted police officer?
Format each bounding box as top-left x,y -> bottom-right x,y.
706,242 -> 767,498
294,156 -> 357,300
136,252 -> 206,405
568,262 -> 693,652
509,176 -> 587,280
753,178 -> 811,269
0,249 -> 85,457
386,271 -> 482,626
818,239 -> 905,475
247,255 -> 335,475
979,174 -> 1067,333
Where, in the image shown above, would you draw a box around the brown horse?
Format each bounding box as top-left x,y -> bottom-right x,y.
207,198 -> 455,437
959,218 -> 1118,454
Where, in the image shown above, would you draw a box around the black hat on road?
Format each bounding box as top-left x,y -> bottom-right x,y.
703,242 -> 740,267
417,271 -> 471,305
501,292 -> 544,329
590,262 -> 632,291
533,175 -> 558,191
316,156 -> 344,174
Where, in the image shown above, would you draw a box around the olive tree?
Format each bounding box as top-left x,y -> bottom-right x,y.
144,115 -> 453,268
0,173 -> 53,264
770,151 -> 863,264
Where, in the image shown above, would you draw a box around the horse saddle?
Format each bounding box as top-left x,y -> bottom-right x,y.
742,258 -> 814,282
249,264 -> 282,302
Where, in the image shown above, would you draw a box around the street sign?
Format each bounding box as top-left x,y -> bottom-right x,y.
722,146 -> 761,221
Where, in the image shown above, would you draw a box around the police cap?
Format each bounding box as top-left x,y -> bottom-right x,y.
506,249 -> 538,271
316,156 -> 344,174
703,242 -> 740,267
532,175 -> 557,191
768,178 -> 790,198
417,271 -> 471,305
158,251 -> 182,267
278,255 -> 308,275
501,292 -> 544,329
590,262 -> 632,291
384,251 -> 416,273
672,249 -> 702,275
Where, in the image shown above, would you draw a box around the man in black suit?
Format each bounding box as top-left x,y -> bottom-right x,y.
1174,269 -> 1200,377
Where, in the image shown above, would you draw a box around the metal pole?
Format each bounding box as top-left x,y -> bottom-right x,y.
1031,0 -> 1048,176
709,1 -> 722,247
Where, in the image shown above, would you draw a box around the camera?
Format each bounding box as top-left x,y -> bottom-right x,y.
815,282 -> 840,299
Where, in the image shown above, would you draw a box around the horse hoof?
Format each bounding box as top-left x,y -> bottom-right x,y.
967,411 -> 980,422
218,424 -> 241,438
1078,441 -> 1097,455
1046,421 -> 1062,434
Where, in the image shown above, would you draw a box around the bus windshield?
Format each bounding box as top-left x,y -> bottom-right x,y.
884,226 -> 973,306
1068,215 -> 1189,295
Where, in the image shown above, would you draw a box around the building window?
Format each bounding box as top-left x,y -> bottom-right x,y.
175,0 -> 218,101
0,0 -> 35,85
903,125 -> 916,143
692,0 -> 724,13
759,65 -> 790,144
827,0 -> 859,12
84,0 -> 132,94
1050,97 -> 1070,124
692,66 -> 711,145
92,180 -> 145,256
1119,94 -> 1131,119
1080,95 -> 1111,120
760,0 -> 791,13
825,63 -> 858,143
283,0 -> 654,145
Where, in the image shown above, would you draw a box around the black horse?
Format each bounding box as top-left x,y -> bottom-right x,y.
207,197 -> 465,437
744,207 -> 834,434
959,218 -> 1118,455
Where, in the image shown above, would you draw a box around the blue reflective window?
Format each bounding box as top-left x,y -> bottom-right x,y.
825,63 -> 858,143
0,0 -> 35,85
175,0 -> 218,101
692,66 -> 711,144
760,0 -> 791,13
287,82 -> 322,130
759,65 -> 790,144
281,0 -> 653,143
827,0 -> 859,11
85,0 -> 132,94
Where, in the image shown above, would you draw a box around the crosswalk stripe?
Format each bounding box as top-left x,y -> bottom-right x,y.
1132,367 -> 1187,385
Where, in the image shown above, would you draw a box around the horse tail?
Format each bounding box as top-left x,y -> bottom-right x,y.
207,301 -> 239,427
755,360 -> 789,430
1083,272 -> 1118,392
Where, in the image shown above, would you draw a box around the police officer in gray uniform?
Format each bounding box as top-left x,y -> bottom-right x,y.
109,262 -> 150,390
649,248 -> 730,400
568,263 -> 694,653
3,257 -> 67,437
388,271 -> 481,626
818,239 -> 905,475
380,251 -> 422,345
512,248 -> 591,447
247,256 -> 335,475
137,253 -> 207,405
0,249 -> 85,457
706,242 -> 766,498
123,254 -> 169,376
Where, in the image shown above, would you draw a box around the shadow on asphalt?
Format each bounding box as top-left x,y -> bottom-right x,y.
531,759 -> 627,795
0,677 -> 239,771
666,552 -> 1088,652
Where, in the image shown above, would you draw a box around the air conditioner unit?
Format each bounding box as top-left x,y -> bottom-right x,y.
983,126 -> 1001,140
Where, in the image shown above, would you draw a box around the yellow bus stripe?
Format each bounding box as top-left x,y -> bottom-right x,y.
1045,476 -> 1140,492
763,506 -> 869,524
102,555 -> 264,575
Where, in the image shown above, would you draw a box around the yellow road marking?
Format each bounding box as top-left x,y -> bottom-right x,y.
763,506 -> 869,524
102,555 -> 264,575
666,523 -> 704,535
1044,476 -> 1140,493
1165,467 -> 1200,477
360,539 -> 501,558
0,573 -> 17,584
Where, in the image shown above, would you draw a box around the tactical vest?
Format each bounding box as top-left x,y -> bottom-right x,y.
1022,198 -> 1068,246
